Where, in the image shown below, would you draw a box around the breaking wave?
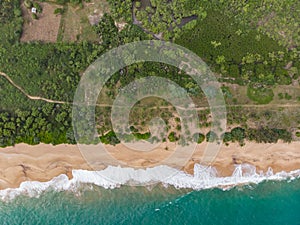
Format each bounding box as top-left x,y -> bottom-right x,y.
1,164 -> 300,201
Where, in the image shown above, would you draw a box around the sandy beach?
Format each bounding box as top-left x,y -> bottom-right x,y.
0,141 -> 299,190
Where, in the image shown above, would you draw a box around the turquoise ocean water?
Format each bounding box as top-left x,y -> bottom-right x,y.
0,178 -> 299,225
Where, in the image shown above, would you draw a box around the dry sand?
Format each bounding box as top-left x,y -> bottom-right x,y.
0,141 -> 299,190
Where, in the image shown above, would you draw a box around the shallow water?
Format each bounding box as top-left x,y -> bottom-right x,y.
0,179 -> 300,225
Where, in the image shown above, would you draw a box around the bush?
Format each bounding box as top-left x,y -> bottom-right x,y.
206,131 -> 218,142
222,132 -> 232,143
13,9 -> 22,17
247,85 -> 274,104
284,93 -> 292,100
168,132 -> 178,142
31,13 -> 38,20
134,132 -> 151,140
56,0 -> 69,5
246,128 -> 292,143
24,0 -> 33,8
193,133 -> 205,143
231,127 -> 245,143
70,0 -> 82,5
100,131 -> 120,145
54,8 -> 65,15
135,1 -> 141,8
33,2 -> 42,12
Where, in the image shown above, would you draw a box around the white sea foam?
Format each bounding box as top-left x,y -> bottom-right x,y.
1,164 -> 300,201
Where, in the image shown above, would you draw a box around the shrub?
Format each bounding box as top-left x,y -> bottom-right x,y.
231,127 -> 245,143
206,131 -> 218,142
56,0 -> 69,5
135,1 -> 141,8
247,85 -> 274,104
13,9 -> 22,17
33,2 -> 42,13
168,132 -> 178,142
284,93 -> 292,100
222,132 -> 232,143
193,133 -> 205,143
31,13 -> 38,20
134,132 -> 151,140
24,0 -> 33,8
54,8 -> 65,15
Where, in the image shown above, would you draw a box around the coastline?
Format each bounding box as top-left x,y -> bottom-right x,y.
0,141 -> 300,190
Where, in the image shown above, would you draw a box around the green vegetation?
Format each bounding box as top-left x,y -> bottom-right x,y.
0,0 -> 23,45
0,42 -> 105,103
54,8 -> 66,15
209,0 -> 300,49
0,104 -> 75,147
247,85 -> 274,104
24,0 -> 33,9
93,13 -> 119,47
55,0 -> 88,6
168,132 -> 178,142
100,131 -> 120,145
33,2 -> 42,13
0,0 -> 298,148
176,4 -> 299,112
206,131 -> 218,143
107,0 -> 132,23
246,128 -> 292,143
133,0 -> 207,40
193,133 -> 205,144
176,9 -> 298,87
278,92 -> 293,100
31,13 -> 38,20
93,13 -> 150,48
0,0 -> 21,24
220,127 -> 292,145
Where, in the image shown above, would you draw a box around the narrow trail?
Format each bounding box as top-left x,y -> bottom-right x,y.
0,72 -> 69,104
1,71 -> 300,110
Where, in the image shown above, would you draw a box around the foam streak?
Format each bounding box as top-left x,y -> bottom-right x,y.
1,164 -> 300,201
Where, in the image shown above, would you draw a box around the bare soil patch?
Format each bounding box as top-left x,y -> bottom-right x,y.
20,2 -> 61,42
60,0 -> 109,42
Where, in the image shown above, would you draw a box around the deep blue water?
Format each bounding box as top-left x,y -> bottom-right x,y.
0,179 -> 300,225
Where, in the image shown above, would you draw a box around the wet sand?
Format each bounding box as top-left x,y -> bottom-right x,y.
0,141 -> 299,190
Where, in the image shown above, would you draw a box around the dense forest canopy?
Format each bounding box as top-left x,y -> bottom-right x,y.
209,0 -> 300,49
133,0 -> 207,39
0,0 -> 299,147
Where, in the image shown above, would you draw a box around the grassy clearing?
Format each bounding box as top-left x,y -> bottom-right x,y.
224,84 -> 250,105
58,0 -> 109,42
20,2 -> 62,43
56,5 -> 67,42
60,5 -> 81,42
247,85 -> 274,104
273,85 -> 300,103
227,105 -> 300,130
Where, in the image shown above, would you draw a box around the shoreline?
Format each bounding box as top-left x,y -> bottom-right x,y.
0,141 -> 300,190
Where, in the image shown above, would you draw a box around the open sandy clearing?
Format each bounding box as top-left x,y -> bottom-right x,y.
20,2 -> 61,43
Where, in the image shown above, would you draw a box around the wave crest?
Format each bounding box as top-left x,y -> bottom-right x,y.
1,164 -> 299,201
